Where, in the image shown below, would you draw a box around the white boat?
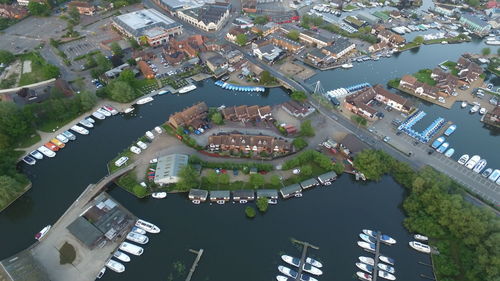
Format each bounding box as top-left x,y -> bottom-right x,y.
56,134 -> 69,143
178,84 -> 197,94
378,263 -> 395,274
92,111 -> 105,120
281,255 -> 300,267
465,155 -> 480,169
300,274 -> 318,281
135,219 -> 160,233
470,104 -> 480,113
119,242 -> 144,256
357,241 -> 376,251
473,159 -> 487,173
457,154 -> 469,165
152,192 -> 167,199
113,251 -> 131,263
485,39 -> 500,45
30,150 -> 43,160
86,117 -> 95,123
79,119 -> 94,128
103,105 -> 118,115
461,101 -> 467,108
97,108 -> 112,117
126,232 -> 149,244
136,141 -> 148,149
380,234 -> 397,245
414,234 -> 428,241
362,229 -> 377,238
359,256 -> 374,266
37,146 -> 56,157
379,255 -> 395,265
479,108 -> 487,115
278,266 -> 298,279
216,200 -> 225,205
35,225 -> 51,240
341,63 -> 353,69
482,168 -> 493,178
130,146 -> 141,154
71,125 -> 89,135
268,199 -> 278,204
409,241 -> 431,253
145,131 -> 155,140
97,267 -> 106,279
276,276 -> 291,281
239,200 -> 247,204
62,130 -> 76,140
124,107 -> 135,114
302,263 -> 323,276
357,271 -> 373,281
356,262 -> 373,273
305,257 -> 322,268
132,226 -> 146,235
105,259 -> 125,273
192,200 -> 201,204
444,148 -> 455,158
154,126 -> 163,134
488,169 -> 500,182
136,96 -> 154,105
359,233 -> 377,243
378,270 -> 396,280
294,193 -> 303,198
22,156 -> 36,165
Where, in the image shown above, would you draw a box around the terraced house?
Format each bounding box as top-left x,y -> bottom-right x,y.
208,133 -> 292,154
168,102 -> 208,129
176,2 -> 231,31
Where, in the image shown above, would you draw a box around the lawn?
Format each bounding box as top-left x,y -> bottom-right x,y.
108,150 -> 134,173
343,4 -> 358,11
414,69 -> 436,86
18,52 -> 60,86
15,133 -> 41,148
37,114 -> 80,133
442,61 -> 459,76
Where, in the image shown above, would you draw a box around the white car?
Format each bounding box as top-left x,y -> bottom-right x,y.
115,156 -> 129,167
130,146 -> 141,154
150,158 -> 158,164
136,141 -> 148,150
154,126 -> 163,134
292,168 -> 301,175
438,97 -> 446,104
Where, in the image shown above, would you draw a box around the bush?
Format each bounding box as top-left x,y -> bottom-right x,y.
256,197 -> 269,212
300,120 -> 315,137
245,206 -> 256,218
292,137 -> 308,150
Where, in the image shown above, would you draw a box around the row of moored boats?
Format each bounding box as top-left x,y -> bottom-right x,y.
458,154 -> 500,184
277,254 -> 323,281
356,229 -> 397,281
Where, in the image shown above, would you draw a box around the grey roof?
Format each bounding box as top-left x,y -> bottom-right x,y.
256,189 -> 279,198
301,30 -> 332,43
182,3 -> 231,25
159,0 -> 185,10
270,34 -> 302,47
280,183 -> 302,196
210,190 -> 231,198
0,250 -> 50,281
307,48 -> 328,59
317,171 -> 337,181
154,154 -> 189,183
324,38 -> 354,54
341,133 -> 369,155
357,11 -> 380,23
67,216 -> 103,248
300,178 -> 319,188
232,189 -> 255,198
207,54 -> 227,66
189,189 -> 208,199
113,9 -> 181,37
460,14 -> 490,27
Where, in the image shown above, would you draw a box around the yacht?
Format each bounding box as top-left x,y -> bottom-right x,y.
119,242 -> 144,256
281,255 -> 300,267
305,257 -> 323,268
409,241 -> 431,253
97,108 -> 112,117
458,154 -> 469,165
302,263 -> 322,276
152,192 -> 167,199
362,229 -> 377,238
92,111 -> 105,120
473,159 -> 487,173
278,265 -> 298,279
461,101 -> 467,108
465,155 -> 481,169
124,107 -> 135,114
22,156 -> 36,165
136,97 -> 154,105
37,146 -> 56,157
357,272 -> 373,281
436,142 -> 449,153
113,251 -> 131,263
35,225 -> 51,240
126,232 -> 149,244
29,150 -> 43,160
135,219 -> 160,233
414,234 -> 428,241
178,84 -> 197,94
380,234 -> 396,245
482,168 -> 493,178
268,199 -> 278,204
443,124 -> 456,136
357,241 -> 376,251
379,255 -> 395,265
79,119 -> 94,128
105,259 -> 125,273
62,130 -> 76,141
341,63 -> 354,69
431,136 -> 445,149
56,134 -> 69,143
470,104 -> 480,113
488,169 -> 500,182
86,117 -> 95,123
71,125 -> 89,135
356,262 -> 374,273
96,267 -> 106,279
479,108 -> 487,115
131,226 -> 146,235
378,270 -> 396,280
359,256 -> 375,266
300,274 -> 318,281
103,105 -> 118,115
359,233 -> 377,243
378,263 -> 395,274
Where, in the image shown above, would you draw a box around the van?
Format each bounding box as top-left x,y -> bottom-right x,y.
115,156 -> 129,167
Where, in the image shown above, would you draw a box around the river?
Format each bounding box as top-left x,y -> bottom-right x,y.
0,25 -> 498,281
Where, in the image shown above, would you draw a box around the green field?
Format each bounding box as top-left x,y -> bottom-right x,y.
18,52 -> 60,86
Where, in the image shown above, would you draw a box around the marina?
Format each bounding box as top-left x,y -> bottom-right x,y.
356,229 -> 397,281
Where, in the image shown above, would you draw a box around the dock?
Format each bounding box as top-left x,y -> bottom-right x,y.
291,239 -> 319,281
185,249 -> 204,281
372,232 -> 382,281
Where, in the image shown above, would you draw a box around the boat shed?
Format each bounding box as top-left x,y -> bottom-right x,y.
67,216 -> 105,249
300,178 -> 319,189
280,184 -> 302,198
256,189 -> 279,199
209,190 -> 231,202
188,189 -> 208,202
317,171 -> 338,185
232,190 -> 255,201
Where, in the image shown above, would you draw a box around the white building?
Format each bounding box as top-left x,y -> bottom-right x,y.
176,3 -> 231,31
153,154 -> 189,185
252,44 -> 283,63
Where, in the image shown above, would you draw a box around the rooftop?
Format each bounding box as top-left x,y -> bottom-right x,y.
114,9 -> 181,37
324,38 -> 353,54
154,154 -> 189,183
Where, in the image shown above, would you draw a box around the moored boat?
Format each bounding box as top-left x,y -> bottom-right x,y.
145,131 -> 155,140
103,105 -> 118,115
457,154 -> 469,165
482,168 -> 493,178
62,130 -> 76,140
35,225 -> 51,240
409,241 -> 431,253
71,125 -> 89,135
86,117 -> 95,123
378,263 -> 395,274
488,169 -> 500,182
105,259 -> 125,273
357,241 -> 376,251
379,255 -> 395,265
380,234 -> 396,245
56,134 -> 69,143
276,275 -> 291,281
431,136 -> 445,149
302,263 -> 323,276
305,257 -> 323,268
444,148 -> 455,157
97,108 -> 112,117
300,274 -> 318,281
357,271 -> 373,281
50,138 -> 65,149
470,104 -> 480,113
37,146 -> 56,157
136,96 -> 154,105
359,233 -> 377,243
113,251 -> 131,263
135,219 -> 160,233
131,226 -> 146,235
157,90 -> 169,95
362,229 -> 377,238
341,63 -> 353,69
126,232 -> 149,244
281,255 -> 300,267
378,270 -> 396,280
443,124 -> 456,136
178,84 -> 197,94
79,119 -> 94,128
479,108 -> 487,115
414,234 -> 428,241
465,155 -> 480,169
97,267 -> 106,279
278,265 -> 298,279
461,101 -> 467,108
22,156 -> 36,165
124,107 -> 135,114
92,111 -> 105,120
359,256 -> 374,266
119,242 -> 144,256
44,142 -> 59,152
152,192 -> 167,199
473,159 -> 487,173
436,142 -> 449,153
356,262 -> 374,273
29,150 -> 43,160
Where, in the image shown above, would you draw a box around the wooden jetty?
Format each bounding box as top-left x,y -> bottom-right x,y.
372,232 -> 382,281
291,239 -> 319,281
185,249 -> 204,281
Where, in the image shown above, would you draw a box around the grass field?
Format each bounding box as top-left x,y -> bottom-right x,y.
18,52 -> 60,86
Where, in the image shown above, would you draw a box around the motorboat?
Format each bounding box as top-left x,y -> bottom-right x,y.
113,251 -> 131,263
357,271 -> 373,281
97,267 -> 106,279
457,154 -> 469,165
496,177 -> 500,185
359,256 -> 374,266
217,200 -> 225,205
278,265 -> 298,279
302,263 -> 322,276
29,150 -> 43,160
92,111 -> 105,120
341,63 -> 353,69
305,257 -> 322,268
105,259 -> 125,273
119,242 -> 144,256
281,255 -> 300,267
158,90 -> 169,95
124,107 -> 135,114
22,156 -> 36,165
409,241 -> 431,253
86,116 -> 95,123
62,130 -> 76,140
300,274 -> 319,281
479,108 -> 487,115
357,241 -> 376,251
114,156 -> 129,167
145,131 -> 155,140
44,142 -> 59,152
37,146 -> 56,157
103,105 -> 118,115
131,226 -> 146,235
379,255 -> 395,265
443,124 -> 456,136
276,276 -> 291,281
482,168 -> 493,178
97,108 -> 112,117
130,146 -> 141,154
71,125 -> 89,135
135,219 -> 160,233
154,126 -> 163,134
79,119 -> 93,128
356,262 -> 374,273
239,200 -> 247,204
192,200 -> 201,204
149,158 -> 158,164
444,148 -> 455,158
488,169 -> 500,182
461,101 -> 467,108
380,234 -> 396,245
136,141 -> 148,149
485,39 -> 500,45
268,199 -> 278,204
431,136 -> 445,149
294,193 -> 303,198
436,142 -> 449,153
126,232 -> 149,244
362,229 -> 377,238
359,233 -> 377,244
473,159 -> 487,173
178,84 -> 197,94
378,263 -> 395,274
152,192 -> 167,199
414,234 -> 428,241
35,225 -> 51,240
50,138 -> 65,149
136,96 -> 154,105
378,270 -> 396,280
465,155 -> 481,169
56,134 -> 69,143
470,104 -> 480,113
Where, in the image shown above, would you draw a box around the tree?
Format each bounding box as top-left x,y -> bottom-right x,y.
256,197 -> 269,212
497,48 -> 500,56
332,162 -> 345,175
249,174 -> 265,189
109,81 -> 136,103
129,38 -> 140,50
245,206 -> 256,218
351,115 -> 367,126
0,102 -> 34,145
259,71 -> 276,85
28,2 -> 50,16
353,150 -> 394,181
176,165 -> 200,191
253,15 -> 268,25
300,164 -> 312,176
118,69 -> 135,84
300,120 -> 315,137
466,0 -> 479,6
481,47 -> 491,56
219,173 -> 230,185
292,137 -> 308,150
206,170 -> 219,185
413,36 -> 424,45
68,6 -> 80,23
110,42 -> 123,57
269,175 -> 281,187
78,90 -> 97,112
211,112 -> 223,125
235,33 -> 248,46
291,90 -> 307,102
0,50 -> 15,64
287,30 -> 300,41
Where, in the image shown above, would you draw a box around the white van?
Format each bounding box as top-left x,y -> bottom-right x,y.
115,156 -> 129,167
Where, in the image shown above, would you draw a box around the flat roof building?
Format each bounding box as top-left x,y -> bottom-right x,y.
209,190 -> 231,201
153,154 -> 189,185
232,190 -> 255,201
459,14 -> 492,36
317,171 -> 337,185
188,189 -> 208,201
300,178 -> 319,189
177,2 -> 231,31
256,189 -> 279,199
280,184 -> 302,198
112,9 -> 183,46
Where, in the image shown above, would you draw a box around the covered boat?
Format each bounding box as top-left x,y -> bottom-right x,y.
302,263 -> 322,276
119,242 -> 144,256
379,255 -> 395,265
457,154 -> 469,165
378,263 -> 395,274
465,155 -> 481,169
126,232 -> 149,244
431,136 -> 445,149
113,251 -> 131,263
281,255 -> 300,267
482,168 -> 493,178
444,148 -> 455,157
131,226 -> 146,235
436,142 -> 449,153
135,219 -> 160,233
357,271 -> 373,281
488,169 -> 500,182
362,229 -> 378,238
444,124 -> 456,136
105,259 -> 125,273
278,265 -> 298,279
305,257 -> 322,268
357,241 -> 376,251
359,256 -> 374,266
29,150 -> 43,160
22,156 -> 36,165
473,159 -> 487,173
356,262 -> 374,273
409,241 -> 431,253
300,274 -> 318,281
380,234 -> 396,245
378,270 -> 396,280
359,233 -> 377,243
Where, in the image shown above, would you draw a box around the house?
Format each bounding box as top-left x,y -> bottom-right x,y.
207,133 -> 292,154
372,85 -> 411,112
456,57 -> 483,83
168,102 -> 208,129
205,53 -> 228,73
317,171 -> 337,185
225,49 -> 244,64
435,74 -> 460,95
226,26 -> 245,44
137,61 -> 154,79
431,5 -> 455,17
368,41 -> 389,53
188,189 -> 208,202
344,85 -> 411,119
377,30 -> 406,47
300,178 -> 319,189
153,154 -> 189,185
242,0 -> 257,13
0,4 -> 27,19
280,183 -> 302,198
251,22 -> 279,36
209,190 -> 230,202
176,2 -> 231,32
68,1 -> 96,16
232,190 -> 255,201
459,14 -> 492,36
389,10 -> 401,19
321,38 -> 355,60
483,106 -> 500,128
281,100 -> 315,118
298,30 -> 333,48
221,105 -> 272,121
305,48 -> 331,65
270,34 -> 304,52
256,189 -> 279,199
253,44 -> 283,63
